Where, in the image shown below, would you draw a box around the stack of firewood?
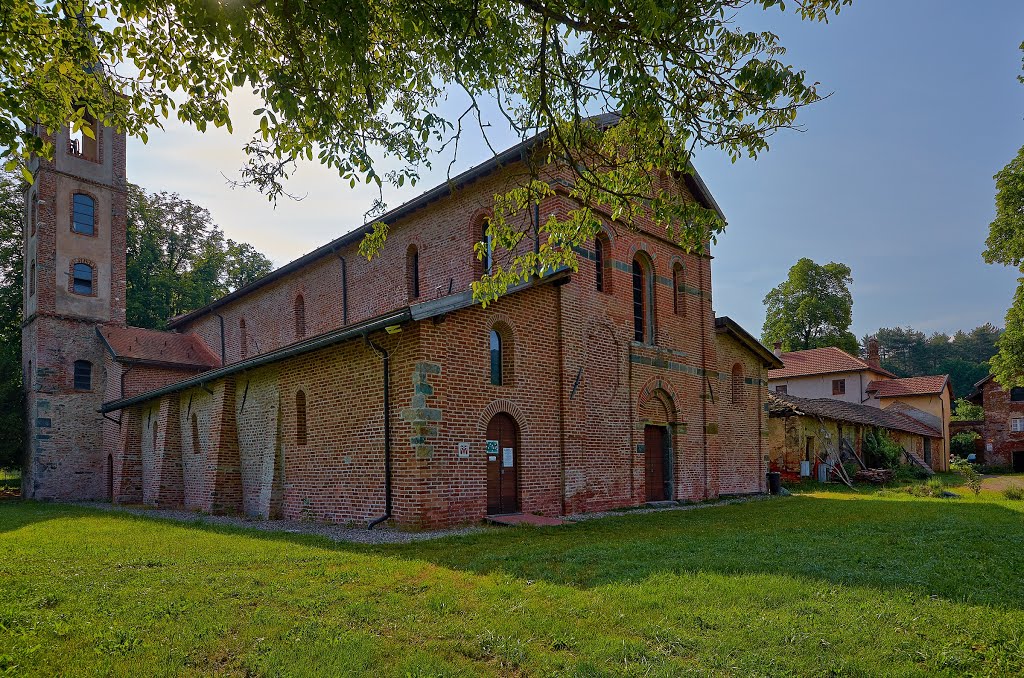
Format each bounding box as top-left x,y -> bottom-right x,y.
853,468 -> 895,484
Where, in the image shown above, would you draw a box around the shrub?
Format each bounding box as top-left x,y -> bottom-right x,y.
951,431 -> 981,458
893,466 -> 930,483
862,429 -> 904,469
1003,486 -> 1024,501
951,457 -> 983,497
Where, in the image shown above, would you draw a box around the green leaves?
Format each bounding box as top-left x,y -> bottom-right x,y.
762,257 -> 858,353
2,0 -> 845,305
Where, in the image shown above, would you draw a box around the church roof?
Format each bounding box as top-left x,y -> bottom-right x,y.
769,346 -> 895,380
714,316 -> 784,368
166,114 -> 724,330
97,325 -> 222,369
766,391 -> 941,438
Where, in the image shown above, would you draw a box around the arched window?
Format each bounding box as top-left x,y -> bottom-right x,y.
632,255 -> 654,343
482,218 -> 493,274
295,390 -> 308,445
239,318 -> 248,359
71,193 -> 95,235
71,262 -> 94,295
407,244 -> 420,300
595,234 -> 610,293
294,294 -> 306,338
191,413 -> 201,454
490,329 -> 503,386
73,360 -> 92,391
69,114 -> 99,161
731,363 -> 744,404
672,263 -> 686,316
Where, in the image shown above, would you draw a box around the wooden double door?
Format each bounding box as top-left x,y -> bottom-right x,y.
486,413 -> 519,515
645,425 -> 670,502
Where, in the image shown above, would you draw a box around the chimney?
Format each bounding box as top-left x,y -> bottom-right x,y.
773,341 -> 783,358
866,337 -> 880,370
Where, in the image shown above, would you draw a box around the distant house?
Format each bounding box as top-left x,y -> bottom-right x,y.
767,339 -> 951,471
767,391 -> 944,478
967,376 -> 1024,470
766,340 -> 895,405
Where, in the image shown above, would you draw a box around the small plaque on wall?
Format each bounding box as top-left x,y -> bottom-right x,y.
486,439 -> 499,456
457,442 -> 470,459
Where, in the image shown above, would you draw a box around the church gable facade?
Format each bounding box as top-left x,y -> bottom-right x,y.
24,117 -> 781,527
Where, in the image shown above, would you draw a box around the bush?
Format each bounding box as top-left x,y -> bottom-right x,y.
893,466 -> 931,483
862,429 -> 904,469
951,431 -> 981,458
951,457 -> 983,497
1003,486 -> 1024,501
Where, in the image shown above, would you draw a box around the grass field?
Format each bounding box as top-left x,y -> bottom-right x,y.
3,482 -> 1024,676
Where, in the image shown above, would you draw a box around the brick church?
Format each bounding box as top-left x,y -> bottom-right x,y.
22,115 -> 781,527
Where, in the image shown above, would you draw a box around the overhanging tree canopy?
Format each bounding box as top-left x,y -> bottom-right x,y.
2,0 -> 849,300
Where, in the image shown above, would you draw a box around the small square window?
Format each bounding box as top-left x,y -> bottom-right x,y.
71,262 -> 93,295
775,385 -> 788,395
832,379 -> 846,396
1012,418 -> 1024,433
1011,387 -> 1024,402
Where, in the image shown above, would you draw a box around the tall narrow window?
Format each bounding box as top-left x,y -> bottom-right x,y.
191,413 -> 201,454
489,329 -> 502,386
294,294 -> 306,338
731,363 -> 744,404
30,194 -> 37,236
152,420 -> 158,449
407,245 -> 420,300
595,236 -> 606,292
672,263 -> 685,316
239,318 -> 248,359
482,219 -> 493,273
71,262 -> 93,295
73,360 -> 92,390
29,260 -> 35,297
632,259 -> 644,342
71,193 -> 95,235
296,390 -> 308,445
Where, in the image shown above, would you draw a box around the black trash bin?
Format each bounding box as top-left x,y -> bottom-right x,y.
767,471 -> 782,495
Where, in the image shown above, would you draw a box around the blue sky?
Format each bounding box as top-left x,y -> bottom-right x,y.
126,0 -> 1024,340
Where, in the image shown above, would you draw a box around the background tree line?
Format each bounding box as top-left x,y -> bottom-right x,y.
0,169 -> 271,469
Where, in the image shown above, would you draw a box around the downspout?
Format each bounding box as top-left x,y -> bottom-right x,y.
758,365 -> 764,493
556,282 -> 566,515
366,335 -> 392,529
699,255 -> 710,499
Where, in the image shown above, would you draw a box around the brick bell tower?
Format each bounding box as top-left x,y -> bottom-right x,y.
22,114 -> 127,500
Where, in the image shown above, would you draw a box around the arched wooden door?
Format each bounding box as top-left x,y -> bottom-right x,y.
486,413 -> 519,515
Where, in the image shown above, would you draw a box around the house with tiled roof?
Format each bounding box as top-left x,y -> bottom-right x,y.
767,339 -> 895,406
766,391 -> 942,479
967,375 -> 1024,470
768,339 -> 951,471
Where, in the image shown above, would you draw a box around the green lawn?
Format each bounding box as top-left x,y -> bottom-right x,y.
3,487 -> 1024,676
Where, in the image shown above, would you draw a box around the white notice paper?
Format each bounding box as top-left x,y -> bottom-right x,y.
502,447 -> 514,468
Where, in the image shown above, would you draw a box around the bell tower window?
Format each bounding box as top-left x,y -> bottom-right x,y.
71,262 -> 94,296
69,114 -> 99,162
71,193 -> 95,236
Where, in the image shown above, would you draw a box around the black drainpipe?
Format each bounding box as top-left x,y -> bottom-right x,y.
366,335 -> 392,529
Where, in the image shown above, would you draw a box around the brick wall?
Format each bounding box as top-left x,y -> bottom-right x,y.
978,380 -> 1024,468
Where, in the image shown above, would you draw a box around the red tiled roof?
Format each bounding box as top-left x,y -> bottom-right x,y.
98,326 -> 221,369
766,392 -> 942,438
867,375 -> 950,398
768,346 -> 895,380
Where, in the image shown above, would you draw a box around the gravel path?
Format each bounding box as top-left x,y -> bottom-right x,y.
564,494 -> 769,522
75,493 -> 771,545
